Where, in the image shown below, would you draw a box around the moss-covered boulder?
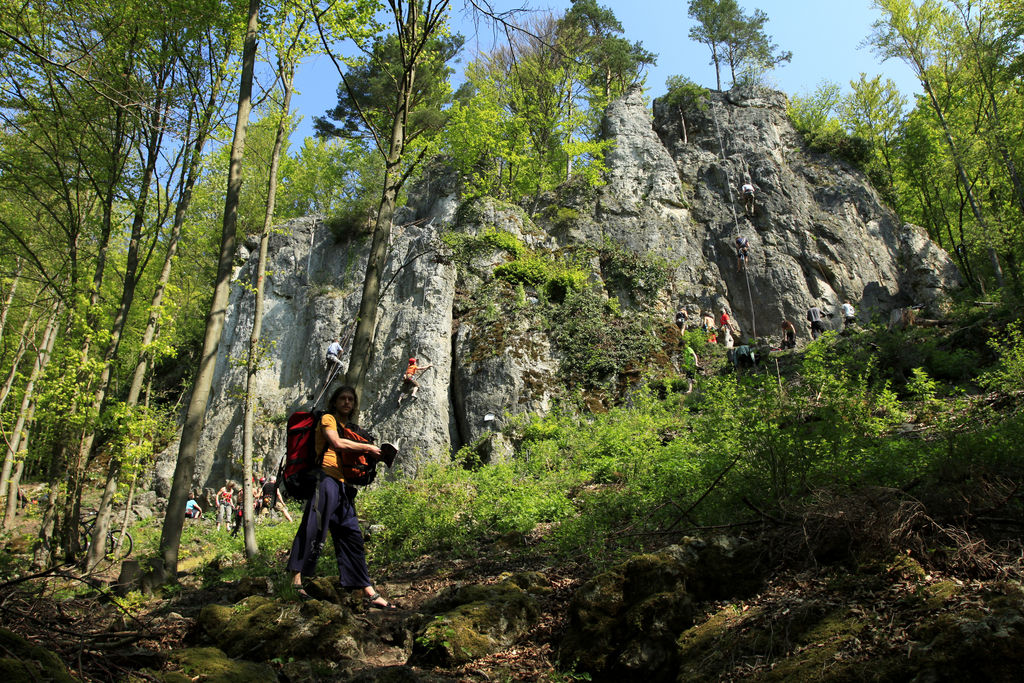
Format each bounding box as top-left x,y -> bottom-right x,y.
409,573 -> 544,667
0,627 -> 76,682
197,595 -> 362,662
161,647 -> 277,682
908,586 -> 1024,681
559,538 -> 766,681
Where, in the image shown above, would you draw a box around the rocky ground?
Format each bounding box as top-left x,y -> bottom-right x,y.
4,482 -> 1024,682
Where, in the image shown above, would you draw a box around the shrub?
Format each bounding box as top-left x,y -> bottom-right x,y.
598,239 -> 672,305
981,321 -> 1024,392
803,123 -> 872,168
663,75 -> 710,111
550,289 -> 661,389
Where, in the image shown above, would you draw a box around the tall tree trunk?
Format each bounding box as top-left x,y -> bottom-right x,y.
89,71 -> 220,570
0,304 -> 58,515
0,307 -> 38,412
159,0 -> 261,580
344,123 -> 407,401
4,459 -> 26,530
80,92 -> 167,569
241,61 -> 293,560
0,258 -> 21,345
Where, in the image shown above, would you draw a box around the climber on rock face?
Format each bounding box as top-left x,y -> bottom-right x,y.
735,236 -> 750,272
398,358 -> 433,404
741,180 -> 756,216
326,338 -> 343,368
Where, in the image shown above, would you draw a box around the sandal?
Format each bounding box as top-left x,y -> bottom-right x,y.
294,586 -> 312,600
365,591 -> 398,610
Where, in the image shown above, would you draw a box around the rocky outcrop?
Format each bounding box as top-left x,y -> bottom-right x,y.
153,86 -> 961,493
558,537 -> 766,681
409,572 -> 545,667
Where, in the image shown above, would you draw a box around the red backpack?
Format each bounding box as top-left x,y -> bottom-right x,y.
277,410 -> 325,500
338,424 -> 377,485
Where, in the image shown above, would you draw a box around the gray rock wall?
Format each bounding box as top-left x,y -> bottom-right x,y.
153,87 -> 960,495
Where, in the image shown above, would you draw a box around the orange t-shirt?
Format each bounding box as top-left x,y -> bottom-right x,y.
403,363 -> 418,380
316,413 -> 373,482
316,413 -> 345,481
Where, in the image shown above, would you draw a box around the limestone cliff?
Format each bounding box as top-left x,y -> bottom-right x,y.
153,87 -> 960,494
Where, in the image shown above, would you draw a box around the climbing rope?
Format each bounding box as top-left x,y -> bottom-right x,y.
709,100 -> 758,341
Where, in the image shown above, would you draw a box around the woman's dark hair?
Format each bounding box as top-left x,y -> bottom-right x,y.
328,385 -> 358,415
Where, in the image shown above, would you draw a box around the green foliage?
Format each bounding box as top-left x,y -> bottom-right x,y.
441,226 -> 527,266
663,75 -> 710,111
543,206 -> 580,229
802,123 -> 873,168
980,321 -> 1024,392
598,239 -> 672,305
550,289 -> 660,388
493,256 -> 588,302
438,3 -> 637,201
289,303 -> 1024,579
687,0 -> 791,89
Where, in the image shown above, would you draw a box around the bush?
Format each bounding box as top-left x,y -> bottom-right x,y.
550,289 -> 661,389
803,123 -> 872,169
598,239 -> 672,305
981,321 -> 1024,392
663,75 -> 710,111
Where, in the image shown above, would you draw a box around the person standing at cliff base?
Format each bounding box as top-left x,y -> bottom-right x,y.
215,481 -> 235,531
781,320 -> 797,349
807,305 -> 825,340
675,307 -> 689,335
683,344 -> 699,393
841,301 -> 856,329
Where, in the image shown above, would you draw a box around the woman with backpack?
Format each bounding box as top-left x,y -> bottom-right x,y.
285,385 -> 397,609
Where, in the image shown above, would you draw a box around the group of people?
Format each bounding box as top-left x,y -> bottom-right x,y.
675,305 -> 739,347
675,296 -> 858,360
185,475 -> 294,533
805,300 -> 857,340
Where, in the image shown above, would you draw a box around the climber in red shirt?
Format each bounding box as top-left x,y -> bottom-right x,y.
398,358 -> 433,404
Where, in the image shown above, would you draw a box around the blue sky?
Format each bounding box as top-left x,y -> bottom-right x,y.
287,0 -> 920,142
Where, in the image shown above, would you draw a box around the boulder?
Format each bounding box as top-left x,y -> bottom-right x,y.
0,627 -> 76,682
409,573 -> 545,667
197,596 -> 362,662
559,538 -> 766,681
161,647 -> 277,683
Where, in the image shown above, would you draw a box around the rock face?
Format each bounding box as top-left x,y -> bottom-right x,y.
153,87 -> 960,492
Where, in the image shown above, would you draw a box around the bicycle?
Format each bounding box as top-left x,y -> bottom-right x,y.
79,515 -> 134,562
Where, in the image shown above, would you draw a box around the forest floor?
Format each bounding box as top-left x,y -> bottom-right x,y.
4,489 -> 1024,682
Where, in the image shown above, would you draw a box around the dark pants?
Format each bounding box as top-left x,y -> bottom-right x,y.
286,475 -> 371,589
810,320 -> 825,339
